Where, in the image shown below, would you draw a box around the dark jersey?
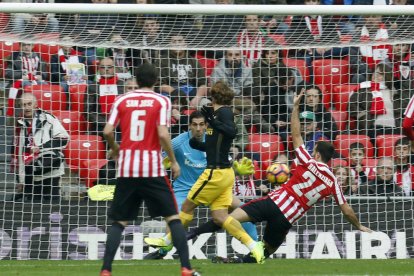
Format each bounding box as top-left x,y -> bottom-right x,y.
190,106 -> 237,167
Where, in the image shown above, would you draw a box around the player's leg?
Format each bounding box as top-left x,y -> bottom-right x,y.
144,177 -> 197,274
231,195 -> 258,241
144,192 -> 188,260
101,178 -> 138,275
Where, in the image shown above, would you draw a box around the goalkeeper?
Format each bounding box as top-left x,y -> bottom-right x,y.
144,110 -> 258,260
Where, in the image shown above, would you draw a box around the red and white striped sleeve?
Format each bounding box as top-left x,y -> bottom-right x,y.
403,95 -> 414,140
157,95 -> 171,127
294,144 -> 313,165
107,96 -> 123,126
332,178 -> 347,206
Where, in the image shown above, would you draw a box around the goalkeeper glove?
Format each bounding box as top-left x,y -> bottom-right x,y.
233,157 -> 255,176
87,185 -> 115,201
200,105 -> 215,125
162,156 -> 172,169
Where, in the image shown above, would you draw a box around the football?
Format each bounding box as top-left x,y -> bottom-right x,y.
266,163 -> 290,185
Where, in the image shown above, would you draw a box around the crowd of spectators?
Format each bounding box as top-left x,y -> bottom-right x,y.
3,0 -> 414,199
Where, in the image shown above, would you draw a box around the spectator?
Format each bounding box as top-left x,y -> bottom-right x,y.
333,165 -> 357,196
124,77 -> 138,93
360,157 -> 403,196
5,42 -> 48,117
349,15 -> 392,83
210,49 -> 252,96
198,0 -> 243,46
50,35 -> 88,91
348,63 -> 396,139
384,43 -> 412,91
84,57 -> 125,136
237,14 -> 275,67
299,85 -> 338,140
12,93 -> 69,202
11,0 -> 59,34
170,89 -> 191,137
299,111 -> 328,153
348,142 -> 375,186
232,98 -> 250,157
252,49 -> 302,96
156,34 -> 207,107
393,137 -> 414,196
402,94 -> 414,143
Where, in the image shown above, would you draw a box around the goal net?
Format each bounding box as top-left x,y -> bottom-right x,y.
0,2 -> 414,261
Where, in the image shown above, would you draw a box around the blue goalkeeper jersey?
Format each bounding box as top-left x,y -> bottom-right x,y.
169,131 -> 207,193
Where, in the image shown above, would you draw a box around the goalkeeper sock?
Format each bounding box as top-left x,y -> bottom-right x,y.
163,212 -> 193,245
222,216 -> 255,250
168,219 -> 192,270
101,222 -> 125,272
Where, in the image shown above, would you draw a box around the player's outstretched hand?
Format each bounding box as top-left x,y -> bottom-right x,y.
233,157 -> 255,176
293,88 -> 305,107
358,225 -> 373,233
170,161 -> 181,179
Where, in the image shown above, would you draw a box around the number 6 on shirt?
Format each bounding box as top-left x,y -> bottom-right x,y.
130,110 -> 146,141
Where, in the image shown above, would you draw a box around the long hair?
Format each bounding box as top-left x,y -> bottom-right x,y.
211,80 -> 235,105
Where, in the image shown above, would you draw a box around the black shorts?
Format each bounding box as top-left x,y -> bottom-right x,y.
241,196 -> 292,249
109,177 -> 178,221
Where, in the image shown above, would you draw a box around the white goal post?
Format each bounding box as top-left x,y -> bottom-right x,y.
0,2 -> 414,261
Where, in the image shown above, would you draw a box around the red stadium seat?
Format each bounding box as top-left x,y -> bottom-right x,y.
33,43 -> 60,63
330,158 -> 348,167
24,84 -> 68,112
0,39 -> 20,77
376,134 -> 405,158
182,109 -> 196,116
362,158 -> 378,169
329,110 -> 347,131
332,84 -> 358,112
63,135 -> 106,171
313,59 -> 350,107
52,110 -> 87,135
79,159 -> 109,188
197,57 -> 218,77
246,134 -> 284,162
283,57 -> 310,83
334,134 -> 374,159
69,84 -> 87,113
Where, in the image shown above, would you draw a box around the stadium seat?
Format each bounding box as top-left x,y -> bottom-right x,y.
329,110 -> 347,131
63,135 -> 106,171
332,84 -> 358,112
362,158 -> 378,169
69,84 -> 87,113
313,59 -> 350,107
376,134 -> 405,158
0,39 -> 20,77
197,57 -> 218,77
52,110 -> 87,136
333,134 -> 374,159
79,159 -> 109,188
246,134 -> 284,162
329,158 -> 348,167
33,42 -> 60,63
24,84 -> 68,112
283,57 -> 310,83
182,109 -> 196,116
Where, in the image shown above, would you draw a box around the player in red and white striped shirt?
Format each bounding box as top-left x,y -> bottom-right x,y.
100,64 -> 198,276
222,89 -> 371,263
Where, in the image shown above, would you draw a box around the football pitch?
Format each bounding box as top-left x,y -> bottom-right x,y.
1,259 -> 413,276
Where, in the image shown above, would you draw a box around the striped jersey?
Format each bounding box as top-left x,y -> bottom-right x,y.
107,89 -> 171,178
268,145 -> 346,224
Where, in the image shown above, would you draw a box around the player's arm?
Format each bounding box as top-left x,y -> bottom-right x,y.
189,136 -> 206,151
291,89 -> 305,150
340,203 -> 372,232
158,125 -> 180,179
103,123 -> 119,159
201,106 -> 237,139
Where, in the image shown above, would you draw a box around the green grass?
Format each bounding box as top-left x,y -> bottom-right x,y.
1,259 -> 413,276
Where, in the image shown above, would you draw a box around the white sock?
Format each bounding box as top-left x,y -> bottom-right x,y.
162,234 -> 172,245
247,241 -> 257,251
